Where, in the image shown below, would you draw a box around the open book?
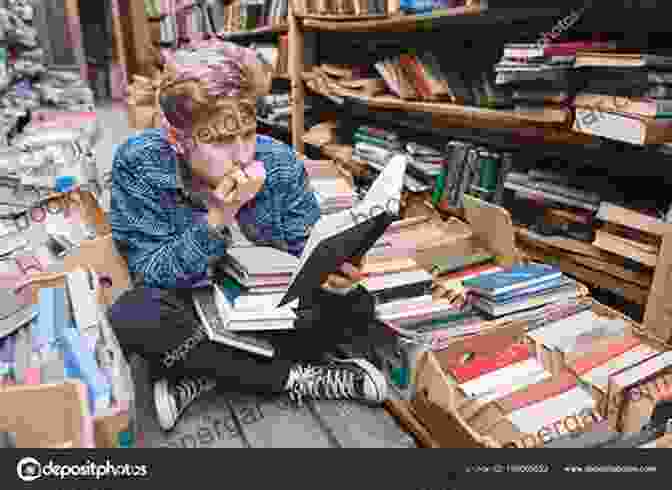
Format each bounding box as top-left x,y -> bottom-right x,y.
278,154 -> 408,307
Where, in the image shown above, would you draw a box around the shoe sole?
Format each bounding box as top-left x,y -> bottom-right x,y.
336,358 -> 388,404
154,379 -> 178,432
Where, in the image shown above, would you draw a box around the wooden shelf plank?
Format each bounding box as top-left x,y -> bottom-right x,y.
218,23 -> 289,40
299,6 -> 565,32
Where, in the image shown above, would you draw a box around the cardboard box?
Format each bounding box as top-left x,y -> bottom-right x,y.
0,381 -> 90,448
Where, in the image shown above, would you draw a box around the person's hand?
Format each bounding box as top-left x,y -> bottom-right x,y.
207,162 -> 265,227
322,258 -> 365,293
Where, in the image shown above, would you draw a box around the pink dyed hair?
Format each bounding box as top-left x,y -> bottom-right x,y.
157,40 -> 271,155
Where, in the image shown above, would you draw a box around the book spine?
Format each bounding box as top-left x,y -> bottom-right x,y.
371,281 -> 433,305
353,133 -> 400,150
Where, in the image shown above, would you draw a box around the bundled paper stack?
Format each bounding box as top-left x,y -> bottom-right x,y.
464,263 -> 582,318
304,64 -> 386,100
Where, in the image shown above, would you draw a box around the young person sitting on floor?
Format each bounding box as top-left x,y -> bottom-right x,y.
107,40 -> 387,431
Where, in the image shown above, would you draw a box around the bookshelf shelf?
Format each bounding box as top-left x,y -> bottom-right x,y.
299,6 -> 567,32
218,23 -> 289,40
297,13 -> 389,21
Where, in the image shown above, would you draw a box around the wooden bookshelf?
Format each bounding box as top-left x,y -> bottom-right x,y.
299,6 -> 567,32
218,23 -> 289,40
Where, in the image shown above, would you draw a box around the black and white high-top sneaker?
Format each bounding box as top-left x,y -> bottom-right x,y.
154,376 -> 217,431
285,358 -> 387,405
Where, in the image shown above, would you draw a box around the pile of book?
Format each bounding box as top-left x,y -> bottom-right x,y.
220,246 -> 299,295
433,141 -> 513,208
464,263 -> 581,318
216,0 -> 288,32
514,200 -> 662,307
351,125 -> 431,193
495,42 -> 615,125
257,93 -> 291,123
572,51 -> 672,145
0,269 -> 132,417
375,52 -> 453,102
303,158 -> 356,214
417,295 -> 672,448
504,169 -> 601,242
304,64 -> 387,100
293,0 -> 387,17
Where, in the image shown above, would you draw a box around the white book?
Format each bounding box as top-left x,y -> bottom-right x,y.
581,344 -> 660,391
227,246 -> 299,275
609,350 -> 672,389
508,386 -> 596,434
228,319 -> 295,332
361,269 -> 433,292
460,358 -> 550,401
528,310 -> 600,347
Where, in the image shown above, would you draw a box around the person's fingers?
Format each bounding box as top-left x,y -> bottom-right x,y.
324,273 -> 354,289
214,176 -> 236,200
340,262 -> 363,281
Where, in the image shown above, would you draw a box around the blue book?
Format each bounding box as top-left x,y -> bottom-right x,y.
33,288 -> 67,352
462,263 -> 562,298
61,321 -> 111,414
487,276 -> 572,303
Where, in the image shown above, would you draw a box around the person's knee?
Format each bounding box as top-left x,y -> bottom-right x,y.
107,286 -> 165,328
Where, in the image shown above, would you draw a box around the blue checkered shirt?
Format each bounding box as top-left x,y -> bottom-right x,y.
110,129 -> 321,289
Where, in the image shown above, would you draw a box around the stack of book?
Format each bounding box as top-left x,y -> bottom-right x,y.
257,93 -> 291,123
215,288 -> 297,331
572,51 -> 672,145
504,169 -> 601,242
463,263 -> 581,317
592,202 -> 663,268
404,142 -> 445,189
305,64 -> 386,100
495,42 -> 614,124
351,125 -> 431,193
220,246 -> 299,295
303,158 -> 356,214
375,52 -> 453,102
217,0 -> 288,32
295,0 -> 387,17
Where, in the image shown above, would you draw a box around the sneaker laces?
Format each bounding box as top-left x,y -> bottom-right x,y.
286,365 -> 358,404
174,377 -> 215,410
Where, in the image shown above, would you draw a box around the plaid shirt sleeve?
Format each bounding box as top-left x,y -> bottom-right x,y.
110,131 -> 230,289
261,137 -> 321,257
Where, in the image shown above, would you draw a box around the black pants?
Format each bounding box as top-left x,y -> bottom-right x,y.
107,286 -> 376,394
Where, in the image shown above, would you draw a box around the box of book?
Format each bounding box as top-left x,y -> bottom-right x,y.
410,320 -> 607,447
529,298 -> 667,394
0,380 -> 91,448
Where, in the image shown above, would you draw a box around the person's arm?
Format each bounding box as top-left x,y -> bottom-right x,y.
110,138 -> 230,289
273,148 -> 321,257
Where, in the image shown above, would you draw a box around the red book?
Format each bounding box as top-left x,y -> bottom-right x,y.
570,336 -> 642,375
449,343 -> 532,384
497,371 -> 578,413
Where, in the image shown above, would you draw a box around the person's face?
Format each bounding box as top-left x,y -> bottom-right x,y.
189,99 -> 257,188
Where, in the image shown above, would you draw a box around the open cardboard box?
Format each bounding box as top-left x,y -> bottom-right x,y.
1,191 -> 135,447
410,321 -> 605,448
409,202 -> 672,447
0,381 -> 90,448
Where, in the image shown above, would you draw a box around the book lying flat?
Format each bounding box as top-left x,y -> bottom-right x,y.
574,343 -> 660,391
192,286 -> 275,358
462,263 -> 562,298
471,282 -> 579,317
0,286 -> 38,340
507,385 -> 596,435
278,154 -> 408,307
